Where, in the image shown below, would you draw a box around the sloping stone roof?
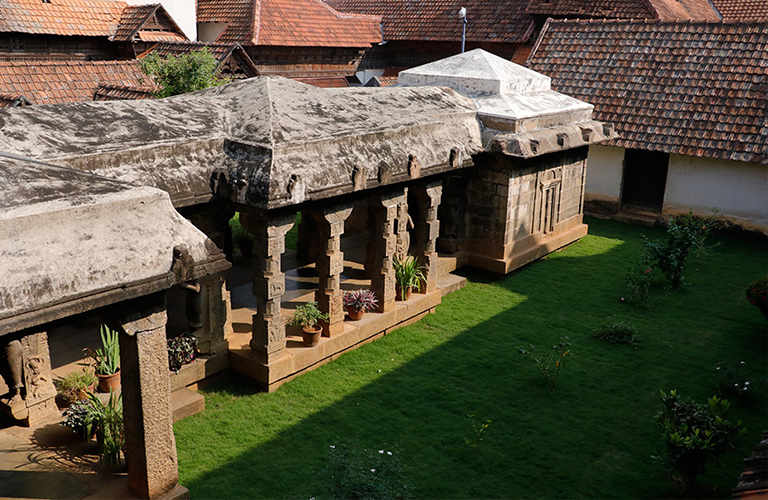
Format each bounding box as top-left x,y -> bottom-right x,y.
0,155 -> 228,335
527,19 -> 768,164
0,76 -> 483,209
0,60 -> 154,105
329,0 -> 535,43
400,49 -> 615,157
712,0 -> 768,21
197,0 -> 381,47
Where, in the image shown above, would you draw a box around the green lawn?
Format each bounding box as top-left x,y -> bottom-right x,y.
175,217 -> 767,499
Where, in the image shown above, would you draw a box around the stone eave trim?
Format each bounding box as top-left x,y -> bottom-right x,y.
0,255 -> 230,337
488,120 -> 618,158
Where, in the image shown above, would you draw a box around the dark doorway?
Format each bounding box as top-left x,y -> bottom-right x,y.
621,149 -> 669,212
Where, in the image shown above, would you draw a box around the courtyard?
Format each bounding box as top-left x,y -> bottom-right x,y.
173,217 -> 767,499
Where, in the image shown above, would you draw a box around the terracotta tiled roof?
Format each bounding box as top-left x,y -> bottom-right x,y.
113,4 -> 157,40
526,0 -> 653,18
0,92 -> 31,107
93,83 -> 154,100
526,0 -> 720,20
330,0 -> 534,43
197,0 -> 381,47
712,0 -> 768,21
0,0 -> 126,37
0,60 -> 155,105
527,19 -> 768,164
112,4 -> 187,41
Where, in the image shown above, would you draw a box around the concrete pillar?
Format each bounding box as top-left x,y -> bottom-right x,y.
111,293 -> 184,500
194,272 -> 231,355
240,211 -> 295,362
369,190 -> 407,313
412,181 -> 443,292
306,204 -> 353,336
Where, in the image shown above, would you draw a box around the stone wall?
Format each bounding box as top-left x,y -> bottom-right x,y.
466,148 -> 589,273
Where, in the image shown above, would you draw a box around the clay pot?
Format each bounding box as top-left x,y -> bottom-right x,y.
347,307 -> 365,321
395,285 -> 412,301
302,325 -> 322,347
97,369 -> 121,393
75,384 -> 95,401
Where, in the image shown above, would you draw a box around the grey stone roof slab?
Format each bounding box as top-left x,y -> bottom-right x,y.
0,156 -> 229,336
0,77 -> 483,210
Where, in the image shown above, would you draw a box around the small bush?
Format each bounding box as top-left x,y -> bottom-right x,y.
653,390 -> 746,495
745,277 -> 767,319
56,370 -> 98,404
517,337 -> 572,392
715,360 -> 753,397
593,319 -> 640,347
61,399 -> 95,440
672,211 -> 723,264
319,443 -> 413,500
623,262 -> 652,309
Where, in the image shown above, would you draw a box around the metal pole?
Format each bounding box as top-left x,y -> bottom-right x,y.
461,18 -> 467,53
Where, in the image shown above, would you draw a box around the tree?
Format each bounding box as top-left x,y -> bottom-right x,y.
139,47 -> 228,98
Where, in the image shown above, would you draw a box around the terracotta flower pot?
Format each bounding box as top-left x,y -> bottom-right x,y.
302,325 -> 322,347
346,307 -> 365,321
395,285 -> 412,301
75,384 -> 95,401
97,369 -> 121,393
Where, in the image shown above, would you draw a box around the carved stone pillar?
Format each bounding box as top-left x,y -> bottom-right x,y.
240,211 -> 295,362
110,293 -> 184,500
0,331 -> 58,427
395,189 -> 411,260
412,181 -> 443,293
194,272 -> 231,355
306,204 -> 353,337
369,190 -> 407,313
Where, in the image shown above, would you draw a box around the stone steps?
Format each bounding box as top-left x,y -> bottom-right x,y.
437,274 -> 466,296
171,387 -> 205,422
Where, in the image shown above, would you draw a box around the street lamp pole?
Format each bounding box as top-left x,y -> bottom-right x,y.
459,7 -> 467,53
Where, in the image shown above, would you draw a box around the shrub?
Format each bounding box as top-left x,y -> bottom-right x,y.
517,337 -> 572,392
593,319 -> 640,348
623,262 -> 653,309
168,333 -> 198,373
643,217 -> 696,289
715,360 -> 753,397
139,47 -> 227,98
745,277 -> 767,319
86,392 -> 124,466
672,211 -> 723,264
653,390 -> 746,495
319,443 -> 413,500
61,399 -> 95,440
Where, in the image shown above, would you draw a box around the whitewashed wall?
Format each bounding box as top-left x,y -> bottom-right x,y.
585,144 -> 623,201
664,154 -> 768,234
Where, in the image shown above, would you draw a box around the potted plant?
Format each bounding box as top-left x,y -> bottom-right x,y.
84,324 -> 121,393
56,369 -> 98,404
393,255 -> 426,301
85,391 -> 124,466
288,301 -> 329,347
343,290 -> 378,320
167,333 -> 198,373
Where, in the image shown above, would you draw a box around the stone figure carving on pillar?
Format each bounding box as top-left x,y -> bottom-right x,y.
0,339 -> 23,406
0,332 -> 58,426
172,245 -> 203,333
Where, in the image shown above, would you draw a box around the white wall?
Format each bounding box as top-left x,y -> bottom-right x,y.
123,0 -> 197,41
585,144 -> 623,200
664,154 -> 768,233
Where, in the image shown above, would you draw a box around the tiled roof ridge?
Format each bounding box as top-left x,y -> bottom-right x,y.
251,0 -> 260,44
96,82 -> 156,92
315,0 -> 381,23
546,17 -> 768,25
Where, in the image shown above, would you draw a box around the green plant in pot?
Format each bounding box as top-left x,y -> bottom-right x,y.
343,289 -> 378,320
56,369 -> 98,404
83,325 -> 121,393
288,301 -> 329,347
393,255 -> 426,301
87,391 -> 124,466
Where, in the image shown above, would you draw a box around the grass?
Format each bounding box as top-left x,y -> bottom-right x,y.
175,217 -> 767,499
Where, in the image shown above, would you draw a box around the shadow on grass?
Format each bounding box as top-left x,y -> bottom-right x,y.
178,218 -> 767,500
